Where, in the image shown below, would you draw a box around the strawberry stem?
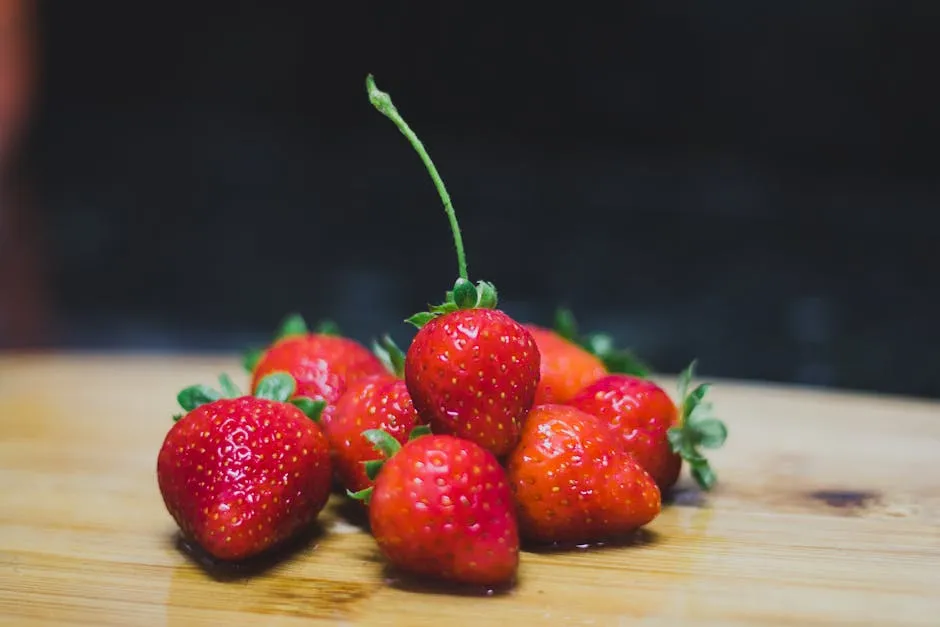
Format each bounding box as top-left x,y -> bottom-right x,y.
366,74 -> 468,282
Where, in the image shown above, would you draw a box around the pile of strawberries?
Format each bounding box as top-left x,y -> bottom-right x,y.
156,76 -> 728,589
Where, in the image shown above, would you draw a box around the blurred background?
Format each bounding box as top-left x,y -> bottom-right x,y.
1,2 -> 938,398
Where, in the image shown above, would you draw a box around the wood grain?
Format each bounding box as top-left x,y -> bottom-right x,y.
1,353 -> 938,626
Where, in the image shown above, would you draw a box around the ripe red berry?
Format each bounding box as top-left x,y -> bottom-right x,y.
157,373 -> 332,561
352,430 -> 520,586
364,75 -> 540,456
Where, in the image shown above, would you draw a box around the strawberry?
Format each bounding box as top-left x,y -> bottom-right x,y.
567,361 -> 728,492
366,75 -> 539,456
526,308 -> 651,405
405,307 -> 539,457
157,372 -> 332,561
326,335 -> 425,495
506,403 -> 661,545
244,313 -> 388,427
350,429 -> 520,587
525,324 -> 607,405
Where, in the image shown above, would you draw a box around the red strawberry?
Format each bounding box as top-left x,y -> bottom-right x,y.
326,336 -> 425,495
157,372 -> 332,561
245,314 -> 388,427
507,404 -> 661,545
526,308 -> 651,405
525,324 -> 607,405
567,361 -> 728,492
351,430 -> 520,587
405,307 -> 539,457
365,75 -> 540,457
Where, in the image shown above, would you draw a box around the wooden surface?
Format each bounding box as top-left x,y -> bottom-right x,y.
1,353 -> 938,626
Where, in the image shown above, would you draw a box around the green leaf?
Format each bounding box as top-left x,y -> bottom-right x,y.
406,312 -> 437,329
408,424 -> 432,441
347,486 -> 374,505
553,309 -> 651,376
362,428 -> 402,459
686,399 -> 714,422
666,427 -> 685,453
242,347 -> 263,373
276,313 -> 308,340
689,460 -> 717,491
669,361 -> 727,491
691,418 -> 727,449
676,360 -> 697,405
429,301 -> 459,315
172,413 -> 183,422
682,383 -> 711,418
217,373 -> 242,398
453,278 -> 477,309
553,307 -> 580,342
177,385 -> 222,412
291,397 -> 326,422
407,278 -> 501,331
667,426 -> 702,463
372,334 -> 407,378
254,372 -> 296,403
476,281 -> 498,309
584,332 -> 612,356
314,319 -> 341,336
587,334 -> 651,377
363,459 -> 385,481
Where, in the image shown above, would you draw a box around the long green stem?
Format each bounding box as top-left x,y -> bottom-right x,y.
366,74 -> 468,281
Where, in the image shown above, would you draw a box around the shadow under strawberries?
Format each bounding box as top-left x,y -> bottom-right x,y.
172,521 -> 326,582
380,563 -> 516,597
662,486 -> 707,508
520,527 -> 661,554
331,496 -> 372,532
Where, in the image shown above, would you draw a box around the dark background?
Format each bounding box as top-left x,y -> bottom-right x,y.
18,2 -> 940,398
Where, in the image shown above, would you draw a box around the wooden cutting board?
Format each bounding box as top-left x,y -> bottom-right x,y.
1,354 -> 938,626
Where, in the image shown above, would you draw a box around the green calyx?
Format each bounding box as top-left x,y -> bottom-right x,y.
241,313 -> 342,373
665,360 -> 728,491
346,424 -> 432,504
173,371 -> 325,423
366,75 -> 498,331
553,308 -> 651,377
372,334 -> 407,378
406,278 -> 499,329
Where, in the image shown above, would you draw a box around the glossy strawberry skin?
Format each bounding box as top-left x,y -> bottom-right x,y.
404,309 -> 540,457
251,334 -> 388,426
326,374 -> 424,494
567,375 -> 682,492
156,397 -> 332,561
507,404 -> 661,545
368,434 -> 520,586
524,324 -> 608,405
